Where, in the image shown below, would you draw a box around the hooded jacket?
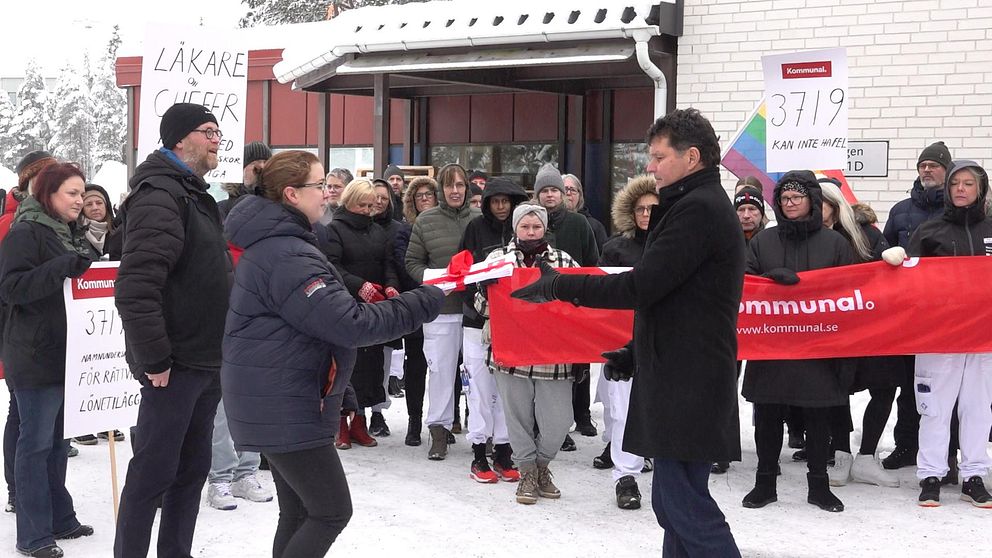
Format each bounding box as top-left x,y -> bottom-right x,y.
743,171 -> 856,408
882,178 -> 944,249
114,149 -> 233,377
405,178 -> 481,314
221,195 -> 444,453
0,197 -> 95,389
458,177 -> 529,328
599,175 -> 655,267
909,160 -> 992,257
402,176 -> 436,225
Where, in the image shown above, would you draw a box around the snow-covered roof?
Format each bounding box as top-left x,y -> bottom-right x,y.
274,0 -> 672,86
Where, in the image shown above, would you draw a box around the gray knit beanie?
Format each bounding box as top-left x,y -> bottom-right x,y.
533,163 -> 565,195
512,203 -> 548,232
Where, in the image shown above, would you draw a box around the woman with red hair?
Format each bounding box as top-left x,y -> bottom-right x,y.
0,162 -> 96,557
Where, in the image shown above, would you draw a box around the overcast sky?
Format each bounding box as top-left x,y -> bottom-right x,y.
1,0 -> 245,77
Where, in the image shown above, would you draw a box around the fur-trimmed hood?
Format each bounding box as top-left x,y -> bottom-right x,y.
403,176 -> 437,224
611,175 -> 657,239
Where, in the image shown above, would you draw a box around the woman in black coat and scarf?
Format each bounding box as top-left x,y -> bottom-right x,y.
324,179 -> 401,449
0,163 -> 95,557
742,170 -> 854,513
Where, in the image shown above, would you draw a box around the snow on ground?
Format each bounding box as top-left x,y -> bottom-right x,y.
1,371 -> 990,557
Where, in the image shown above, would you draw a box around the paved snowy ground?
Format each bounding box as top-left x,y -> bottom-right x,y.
2,370 -> 989,557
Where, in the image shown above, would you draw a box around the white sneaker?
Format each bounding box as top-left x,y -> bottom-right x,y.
850,453 -> 899,488
231,473 -> 274,503
828,451 -> 853,486
207,482 -> 238,510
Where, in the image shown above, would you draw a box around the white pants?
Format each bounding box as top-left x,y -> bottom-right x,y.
595,367 -> 614,444
606,377 -> 645,481
372,346 -> 393,413
462,327 -> 509,445
915,353 -> 992,480
423,315 -> 463,429
389,346 -> 405,379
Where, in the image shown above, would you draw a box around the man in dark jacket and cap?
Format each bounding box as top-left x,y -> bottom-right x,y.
879,140 -> 953,472
217,140 -> 271,221
734,186 -> 766,244
113,103 -> 232,558
383,164 -> 406,222
511,109 -> 743,556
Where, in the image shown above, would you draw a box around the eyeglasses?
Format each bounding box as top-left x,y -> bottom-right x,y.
191,128 -> 223,140
299,181 -> 329,193
565,187 -> 580,194
780,195 -> 808,206
414,191 -> 436,200
634,206 -> 654,215
918,162 -> 942,171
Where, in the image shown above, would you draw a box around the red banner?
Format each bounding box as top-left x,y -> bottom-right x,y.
488,257 -> 992,366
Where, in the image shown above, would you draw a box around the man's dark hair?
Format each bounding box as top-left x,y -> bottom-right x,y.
646,108 -> 721,168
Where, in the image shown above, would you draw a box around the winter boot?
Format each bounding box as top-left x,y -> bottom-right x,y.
711,462 -> 730,475
850,454 -> 899,488
576,419 -> 598,437
961,476 -> 992,508
592,443 -> 613,469
71,434 -> 98,446
560,434 -> 576,452
388,376 -> 404,398
536,465 -> 561,499
787,429 -> 805,449
97,430 -> 125,442
615,475 -> 642,510
66,446 -> 79,458
428,425 -> 448,460
54,524 -> 94,540
492,443 -> 521,482
881,446 -> 916,470
807,473 -> 844,512
516,464 -> 539,505
470,443 -> 498,483
335,416 -> 352,450
641,458 -> 654,473
368,412 -> 390,437
405,416 -> 422,447
18,544 -> 64,557
828,451 -> 854,486
918,476 -> 941,507
742,472 -> 777,509
349,415 -> 378,447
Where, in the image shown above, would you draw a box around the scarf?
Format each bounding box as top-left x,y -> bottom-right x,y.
83,217 -> 110,253
13,196 -> 94,257
517,238 -> 549,267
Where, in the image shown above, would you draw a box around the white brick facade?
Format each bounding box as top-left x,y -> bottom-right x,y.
678,0 -> 992,224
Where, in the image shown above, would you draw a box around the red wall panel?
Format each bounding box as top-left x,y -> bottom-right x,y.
470,94 -> 513,143
343,95 -> 374,145
390,98 -> 406,145
513,93 -> 557,142
428,96 -> 470,144
612,89 -> 653,142
269,82 -> 308,146
329,94 -> 345,145
245,81 -> 264,142
305,92 -> 320,146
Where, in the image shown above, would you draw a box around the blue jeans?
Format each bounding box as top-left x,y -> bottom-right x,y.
209,400 -> 260,484
651,459 -> 740,558
4,385 -> 20,500
13,385 -> 81,553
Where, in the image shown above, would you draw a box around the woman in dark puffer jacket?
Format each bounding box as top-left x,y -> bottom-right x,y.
221,151 -> 444,557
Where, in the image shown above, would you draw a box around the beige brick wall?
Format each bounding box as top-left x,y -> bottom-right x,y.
677,0 -> 992,224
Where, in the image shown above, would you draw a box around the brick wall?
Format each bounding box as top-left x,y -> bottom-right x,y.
677,0 -> 992,224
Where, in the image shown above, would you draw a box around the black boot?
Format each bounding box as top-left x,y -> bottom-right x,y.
742,472 -> 777,508
615,475 -> 642,509
405,416 -> 422,447
807,473 -> 844,512
592,443 -> 612,469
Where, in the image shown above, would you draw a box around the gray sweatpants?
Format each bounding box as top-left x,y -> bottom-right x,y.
494,372 -> 573,468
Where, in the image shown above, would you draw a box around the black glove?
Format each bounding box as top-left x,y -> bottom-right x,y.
66,254 -> 93,278
762,267 -> 799,285
509,261 -> 560,304
602,346 -> 634,382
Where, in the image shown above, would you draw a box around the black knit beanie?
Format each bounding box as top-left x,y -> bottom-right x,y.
918,141 -> 952,170
160,103 -> 219,149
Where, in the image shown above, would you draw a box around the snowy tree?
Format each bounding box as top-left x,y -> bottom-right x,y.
239,0 -> 436,27
91,25 -> 127,171
4,61 -> 53,165
0,92 -> 16,170
48,62 -> 97,176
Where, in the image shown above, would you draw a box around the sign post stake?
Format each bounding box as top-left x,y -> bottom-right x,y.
108,432 -> 120,522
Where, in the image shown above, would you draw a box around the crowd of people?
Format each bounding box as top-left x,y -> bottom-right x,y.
0,103 -> 990,558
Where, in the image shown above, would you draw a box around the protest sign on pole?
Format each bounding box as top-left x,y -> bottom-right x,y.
63,262 -> 141,439
761,48 -> 848,173
137,24 -> 248,182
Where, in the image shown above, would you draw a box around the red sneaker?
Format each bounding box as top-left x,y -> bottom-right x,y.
471,458 -> 499,484
493,443 -> 520,482
493,461 -> 521,482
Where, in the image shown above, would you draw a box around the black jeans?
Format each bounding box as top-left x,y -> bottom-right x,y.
572,363 -> 592,424
264,444 -> 352,558
860,388 -> 896,455
403,329 -> 427,419
4,385 -> 19,499
892,355 -> 920,449
114,368 -> 221,558
754,403 -> 830,475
